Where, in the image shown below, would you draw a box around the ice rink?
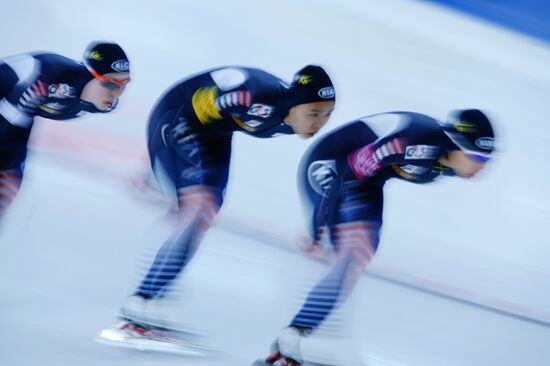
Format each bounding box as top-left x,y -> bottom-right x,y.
1,0 -> 550,365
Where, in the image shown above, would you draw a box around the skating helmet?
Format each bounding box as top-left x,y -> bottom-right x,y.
287,65 -> 335,108
83,41 -> 130,76
444,109 -> 495,159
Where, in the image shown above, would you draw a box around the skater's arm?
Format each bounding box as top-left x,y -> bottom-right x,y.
0,54 -> 44,127
346,133 -> 407,181
347,117 -> 442,182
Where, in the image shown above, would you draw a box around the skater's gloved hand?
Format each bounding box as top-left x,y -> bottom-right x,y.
17,80 -> 48,114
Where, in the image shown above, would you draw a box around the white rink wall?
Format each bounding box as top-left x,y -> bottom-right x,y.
3,0 -> 550,324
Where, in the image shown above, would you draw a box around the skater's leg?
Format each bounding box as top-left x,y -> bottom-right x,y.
0,117 -> 30,220
292,178 -> 383,327
275,183 -> 382,364
131,112 -> 232,301
135,185 -> 221,299
290,221 -> 379,329
0,123 -> 30,220
0,169 -> 22,218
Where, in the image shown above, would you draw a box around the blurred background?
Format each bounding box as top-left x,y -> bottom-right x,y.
1,0 -> 549,365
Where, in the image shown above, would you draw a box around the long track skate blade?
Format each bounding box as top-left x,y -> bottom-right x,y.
251,358 -> 335,366
95,326 -> 215,357
117,314 -> 199,338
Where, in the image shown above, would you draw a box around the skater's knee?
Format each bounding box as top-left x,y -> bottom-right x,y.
176,186 -> 221,220
0,170 -> 22,214
334,221 -> 379,260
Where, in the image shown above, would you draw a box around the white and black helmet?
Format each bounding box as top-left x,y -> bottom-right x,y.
444,109 -> 495,157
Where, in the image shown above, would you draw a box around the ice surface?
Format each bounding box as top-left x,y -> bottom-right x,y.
1,0 -> 550,365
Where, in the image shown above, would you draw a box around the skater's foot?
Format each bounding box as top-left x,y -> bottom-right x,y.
265,351 -> 302,366
97,318 -> 215,356
257,326 -> 312,365
277,326 -> 312,362
104,319 -> 169,341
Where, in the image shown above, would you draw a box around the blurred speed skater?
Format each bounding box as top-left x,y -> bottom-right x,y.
259,109 -> 495,366
0,41 -> 130,220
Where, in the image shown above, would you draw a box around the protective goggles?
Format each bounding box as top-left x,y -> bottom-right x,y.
466,153 -> 491,163
444,130 -> 492,163
90,69 -> 131,90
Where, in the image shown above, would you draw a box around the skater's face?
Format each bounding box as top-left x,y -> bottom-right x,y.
81,72 -> 130,111
440,150 -> 488,178
284,101 -> 335,138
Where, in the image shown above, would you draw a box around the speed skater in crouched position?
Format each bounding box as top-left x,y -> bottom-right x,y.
0,41 -> 130,222
258,109 -> 496,366
99,65 -> 336,347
